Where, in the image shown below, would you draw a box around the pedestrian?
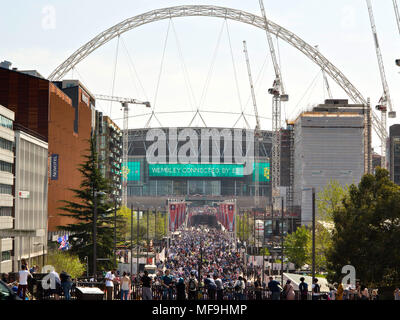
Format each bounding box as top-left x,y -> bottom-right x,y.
60,270 -> 73,300
329,283 -> 337,301
371,289 -> 379,301
161,269 -> 173,300
104,269 -> 116,300
283,280 -> 295,300
254,276 -> 262,300
336,283 -> 344,300
299,277 -> 308,300
49,269 -> 61,300
359,285 -> 369,300
214,274 -> 224,300
17,264 -> 32,300
120,272 -> 131,300
206,274 -> 216,300
176,277 -> 186,300
268,277 -> 281,300
187,271 -> 198,300
312,278 -> 321,300
141,270 -> 153,300
234,276 -> 245,300
394,288 -> 400,300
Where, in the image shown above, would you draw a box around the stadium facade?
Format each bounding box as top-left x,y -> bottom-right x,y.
126,127 -> 291,210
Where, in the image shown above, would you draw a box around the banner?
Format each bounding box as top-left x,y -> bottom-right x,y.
50,154 -> 59,180
227,204 -> 235,232
169,203 -> 177,232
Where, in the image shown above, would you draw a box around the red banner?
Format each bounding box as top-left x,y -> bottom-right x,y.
169,203 -> 177,232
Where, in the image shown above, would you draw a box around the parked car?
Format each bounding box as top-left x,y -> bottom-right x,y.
0,280 -> 22,300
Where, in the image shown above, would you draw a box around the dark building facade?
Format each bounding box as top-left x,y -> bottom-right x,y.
124,127 -> 294,209
93,111 -> 122,201
0,67 -> 94,235
389,124 -> 400,185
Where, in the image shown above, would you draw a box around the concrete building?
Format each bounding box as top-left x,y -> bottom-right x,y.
0,67 -> 94,239
13,128 -> 48,271
93,111 -> 122,202
0,105 -> 15,273
293,100 -> 368,225
389,124 -> 400,185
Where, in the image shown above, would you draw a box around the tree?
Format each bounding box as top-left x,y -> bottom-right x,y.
118,207 -> 167,246
327,168 -> 400,288
284,226 -> 310,269
46,251 -> 85,279
58,137 -> 123,273
317,179 -> 347,222
236,212 -> 254,243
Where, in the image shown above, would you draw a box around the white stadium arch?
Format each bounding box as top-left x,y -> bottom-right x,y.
48,5 -> 383,138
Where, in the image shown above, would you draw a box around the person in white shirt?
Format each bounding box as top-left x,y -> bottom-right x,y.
17,264 -> 32,300
105,269 -> 116,300
49,270 -> 61,300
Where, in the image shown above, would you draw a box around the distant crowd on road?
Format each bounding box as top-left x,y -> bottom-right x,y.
2,228 -> 400,301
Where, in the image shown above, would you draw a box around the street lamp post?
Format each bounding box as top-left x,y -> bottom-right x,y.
130,205 -> 134,278
281,197 -> 284,287
312,188 -> 316,300
93,190 -> 106,279
114,196 -> 117,267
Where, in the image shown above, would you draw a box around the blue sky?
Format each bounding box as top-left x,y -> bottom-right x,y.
1,0 -> 400,150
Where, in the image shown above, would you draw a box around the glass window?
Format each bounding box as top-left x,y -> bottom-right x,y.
0,138 -> 13,152
0,207 -> 12,216
0,160 -> 12,173
1,251 -> 11,261
0,184 -> 12,195
189,180 -> 204,195
0,280 -> 11,300
0,115 -> 12,130
173,180 -> 187,196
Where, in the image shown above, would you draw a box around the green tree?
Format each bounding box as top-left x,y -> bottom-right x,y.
46,251 -> 85,279
118,207 -> 166,246
236,212 -> 254,243
317,179 -> 347,222
58,137 -> 123,273
284,226 -> 310,269
327,168 -> 400,288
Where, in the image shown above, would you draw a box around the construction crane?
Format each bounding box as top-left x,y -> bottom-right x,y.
243,40 -> 261,208
315,45 -> 333,99
393,0 -> 400,36
95,94 -> 151,207
259,0 -> 288,206
366,0 -> 396,170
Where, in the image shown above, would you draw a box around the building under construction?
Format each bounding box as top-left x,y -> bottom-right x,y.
292,99 -> 371,226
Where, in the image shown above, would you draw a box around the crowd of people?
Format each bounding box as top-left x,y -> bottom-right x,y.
2,227 -> 400,301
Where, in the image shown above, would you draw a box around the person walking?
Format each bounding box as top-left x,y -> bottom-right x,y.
49,269 -> 61,300
299,277 -> 308,300
312,278 -> 321,300
206,274 -> 216,300
60,270 -> 73,300
283,280 -> 295,300
234,276 -> 245,300
394,288 -> 400,301
141,270 -> 153,300
104,269 -> 116,300
120,272 -> 131,300
336,283 -> 343,300
268,277 -> 281,301
254,276 -> 262,300
187,271 -> 198,300
215,274 -> 224,300
17,264 -> 32,300
176,277 -> 186,300
161,269 -> 173,300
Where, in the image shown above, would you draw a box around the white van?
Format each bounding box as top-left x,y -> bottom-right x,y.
144,264 -> 157,278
